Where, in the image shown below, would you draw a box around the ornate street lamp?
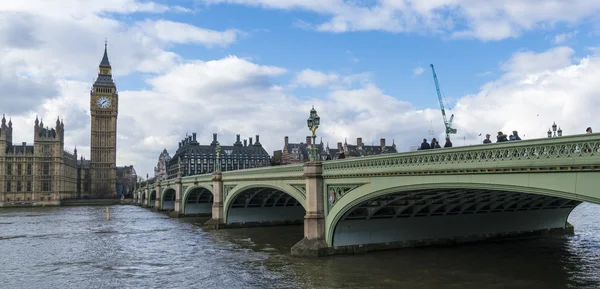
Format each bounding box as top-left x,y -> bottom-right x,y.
306,106 -> 321,161
215,141 -> 222,173
547,121 -> 563,138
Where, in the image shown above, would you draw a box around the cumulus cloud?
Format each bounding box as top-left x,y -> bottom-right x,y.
4,0 -> 600,179
135,20 -> 242,48
201,0 -> 600,41
293,69 -> 339,87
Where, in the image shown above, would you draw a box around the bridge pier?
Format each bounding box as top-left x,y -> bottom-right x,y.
168,177 -> 183,218
153,183 -> 162,211
205,172 -> 225,229
291,161 -> 328,257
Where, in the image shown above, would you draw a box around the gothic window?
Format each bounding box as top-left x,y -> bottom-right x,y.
7,163 -> 11,175
7,181 -> 11,192
17,164 -> 22,175
27,164 -> 32,175
43,163 -> 50,175
27,182 -> 31,192
17,181 -> 21,192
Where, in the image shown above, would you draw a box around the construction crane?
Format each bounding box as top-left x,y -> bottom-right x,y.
429,64 -> 457,138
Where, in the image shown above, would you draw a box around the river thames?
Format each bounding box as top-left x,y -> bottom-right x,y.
1,203 -> 599,289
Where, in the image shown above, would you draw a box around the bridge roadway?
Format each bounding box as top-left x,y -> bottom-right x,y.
134,134 -> 600,256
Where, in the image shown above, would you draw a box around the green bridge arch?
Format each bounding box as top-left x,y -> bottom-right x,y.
223,182 -> 306,224
325,172 -> 600,247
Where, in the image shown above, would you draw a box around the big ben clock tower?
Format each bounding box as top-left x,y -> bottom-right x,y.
90,41 -> 118,198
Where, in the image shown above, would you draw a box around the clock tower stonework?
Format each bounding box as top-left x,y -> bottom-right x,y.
90,43 -> 118,198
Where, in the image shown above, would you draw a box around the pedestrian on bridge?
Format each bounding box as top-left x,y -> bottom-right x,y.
419,139 -> 431,150
444,137 -> 453,148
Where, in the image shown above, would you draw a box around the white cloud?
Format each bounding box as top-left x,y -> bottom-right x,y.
553,31 -> 579,44
293,69 -> 339,87
201,0 -> 600,40
4,0 -> 600,180
500,46 -> 575,76
135,20 -> 242,47
413,66 -> 424,75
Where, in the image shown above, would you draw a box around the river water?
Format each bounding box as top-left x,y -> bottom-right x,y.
1,203 -> 599,289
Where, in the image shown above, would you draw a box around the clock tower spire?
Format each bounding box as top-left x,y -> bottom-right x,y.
90,39 -> 119,198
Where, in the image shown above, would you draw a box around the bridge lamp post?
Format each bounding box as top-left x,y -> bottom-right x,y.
306,106 -> 321,162
547,121 -> 563,138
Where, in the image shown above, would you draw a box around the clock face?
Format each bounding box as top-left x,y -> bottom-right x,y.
96,96 -> 111,109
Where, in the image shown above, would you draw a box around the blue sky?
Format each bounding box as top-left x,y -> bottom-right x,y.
116,1 -> 596,110
2,0 -> 600,176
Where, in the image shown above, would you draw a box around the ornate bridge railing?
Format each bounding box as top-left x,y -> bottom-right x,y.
323,134 -> 600,177
219,163 -> 305,181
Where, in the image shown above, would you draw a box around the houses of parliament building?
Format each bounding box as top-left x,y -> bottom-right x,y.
0,43 -> 134,206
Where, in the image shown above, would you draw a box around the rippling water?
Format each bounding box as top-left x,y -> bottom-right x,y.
1,203 -> 599,289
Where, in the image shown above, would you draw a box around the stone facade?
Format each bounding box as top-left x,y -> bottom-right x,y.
116,165 -> 137,196
166,133 -> 271,179
0,116 -> 78,205
154,149 -> 171,181
0,42 -> 135,205
338,137 -> 397,159
281,136 -> 329,164
89,43 -> 118,198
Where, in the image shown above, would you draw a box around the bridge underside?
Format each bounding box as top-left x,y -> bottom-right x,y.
162,189 -> 176,210
184,188 -> 212,215
227,187 -> 304,225
333,189 -> 580,249
148,192 -> 156,208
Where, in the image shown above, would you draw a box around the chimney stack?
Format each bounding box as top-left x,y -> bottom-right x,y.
236,134 -> 241,142
192,133 -> 196,141
357,137 -> 363,146
380,138 -> 386,147
255,134 -> 260,145
244,139 -> 247,147
284,136 -> 289,147
337,142 -> 343,151
306,136 -> 311,145
213,133 -> 217,142
249,137 -> 253,146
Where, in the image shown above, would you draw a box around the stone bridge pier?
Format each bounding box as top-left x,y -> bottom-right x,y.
291,161 -> 327,256
205,172 -> 224,228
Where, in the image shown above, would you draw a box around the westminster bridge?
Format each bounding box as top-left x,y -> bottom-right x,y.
134,133 -> 600,256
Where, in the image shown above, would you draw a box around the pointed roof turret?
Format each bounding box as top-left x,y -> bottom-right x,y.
100,39 -> 111,68
94,39 -> 115,87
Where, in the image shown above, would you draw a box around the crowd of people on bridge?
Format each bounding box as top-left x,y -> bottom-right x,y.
419,127 -> 594,150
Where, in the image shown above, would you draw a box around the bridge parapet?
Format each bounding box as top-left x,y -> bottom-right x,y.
323,134 -> 600,177
220,163 -> 304,180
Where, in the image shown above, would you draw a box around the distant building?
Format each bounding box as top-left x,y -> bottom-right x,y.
77,157 -> 91,198
166,133 -> 271,179
272,150 -> 283,165
0,116 -> 78,204
154,149 -> 171,181
282,136 -> 329,164
116,165 -> 137,197
341,137 -> 397,158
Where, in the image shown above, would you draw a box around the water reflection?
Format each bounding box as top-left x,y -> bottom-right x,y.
0,203 -> 598,289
